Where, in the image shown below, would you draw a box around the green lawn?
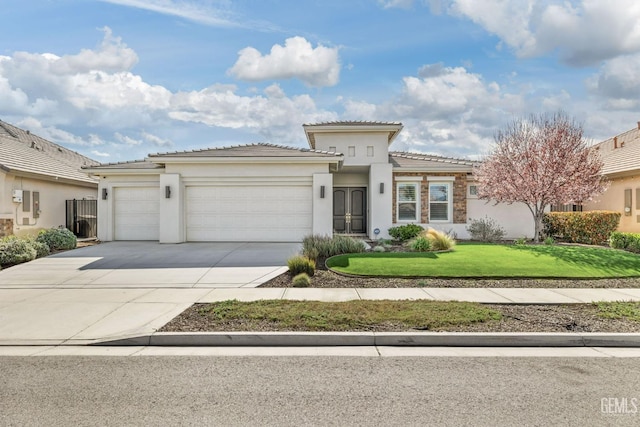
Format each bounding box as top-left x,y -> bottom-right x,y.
326,243 -> 640,278
195,299 -> 501,331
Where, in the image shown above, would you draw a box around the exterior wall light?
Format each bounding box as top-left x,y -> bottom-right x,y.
380,183 -> 384,194
320,185 -> 325,199
102,188 -> 108,200
165,186 -> 171,199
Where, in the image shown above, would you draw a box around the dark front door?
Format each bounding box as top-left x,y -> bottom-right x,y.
333,187 -> 366,234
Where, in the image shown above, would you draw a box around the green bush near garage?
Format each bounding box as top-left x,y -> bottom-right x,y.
0,236 -> 37,267
36,227 -> 77,251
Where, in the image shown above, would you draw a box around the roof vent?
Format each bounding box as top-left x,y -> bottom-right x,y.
26,130 -> 30,135
637,121 -> 640,130
614,136 -> 618,149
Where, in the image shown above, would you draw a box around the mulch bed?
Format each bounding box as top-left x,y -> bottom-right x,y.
160,303 -> 640,333
260,269 -> 640,289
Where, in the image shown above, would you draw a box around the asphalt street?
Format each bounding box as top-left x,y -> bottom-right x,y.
2,356 -> 639,426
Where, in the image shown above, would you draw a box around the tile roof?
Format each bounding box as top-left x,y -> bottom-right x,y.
147,143 -> 343,158
303,120 -> 402,127
0,120 -> 98,185
84,159 -> 163,170
592,124 -> 640,176
389,151 -> 477,169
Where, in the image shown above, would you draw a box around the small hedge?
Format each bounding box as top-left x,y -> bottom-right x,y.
36,227 -> 77,251
543,211 -> 621,245
0,236 -> 37,266
610,232 -> 640,253
388,224 -> 423,241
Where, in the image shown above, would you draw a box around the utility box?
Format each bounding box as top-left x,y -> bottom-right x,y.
12,189 -> 23,203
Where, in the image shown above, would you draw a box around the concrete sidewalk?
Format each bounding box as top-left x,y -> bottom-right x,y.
2,287 -> 640,346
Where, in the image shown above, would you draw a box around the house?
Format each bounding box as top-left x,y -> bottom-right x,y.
0,120 -> 99,238
583,122 -> 640,233
84,121 -> 534,243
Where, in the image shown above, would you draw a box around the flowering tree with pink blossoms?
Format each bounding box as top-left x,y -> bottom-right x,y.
473,112 -> 607,242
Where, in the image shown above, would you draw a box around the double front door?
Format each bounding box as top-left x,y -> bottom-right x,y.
333,187 -> 366,234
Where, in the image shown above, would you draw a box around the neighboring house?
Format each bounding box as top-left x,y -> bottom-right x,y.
85,121 -> 534,243
0,120 -> 99,238
583,122 -> 640,233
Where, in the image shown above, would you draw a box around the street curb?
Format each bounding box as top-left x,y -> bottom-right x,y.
92,332 -> 640,347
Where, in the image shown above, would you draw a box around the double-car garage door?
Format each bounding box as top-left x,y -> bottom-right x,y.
185,185 -> 312,241
113,184 -> 312,241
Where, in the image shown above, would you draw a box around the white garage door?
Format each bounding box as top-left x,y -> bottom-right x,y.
114,187 -> 160,240
186,185 -> 312,241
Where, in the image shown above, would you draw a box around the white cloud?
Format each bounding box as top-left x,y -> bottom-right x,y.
228,37 -> 340,87
379,0 -> 414,9
342,64 -> 525,157
115,132 -> 143,146
449,0 -> 640,66
99,0 -> 238,27
169,83 -> 337,142
586,53 -> 640,108
91,150 -> 111,158
142,131 -> 172,147
52,27 -> 138,74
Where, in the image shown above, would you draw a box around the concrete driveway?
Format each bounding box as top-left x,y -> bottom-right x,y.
0,242 -> 298,344
0,241 -> 299,288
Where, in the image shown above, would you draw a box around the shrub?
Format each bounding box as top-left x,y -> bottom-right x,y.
409,236 -> 431,252
292,273 -> 311,287
544,237 -> 555,246
36,227 -> 77,251
466,216 -> 506,242
610,232 -> 640,253
423,229 -> 456,251
543,211 -> 620,245
287,255 -> 315,277
302,234 -> 366,259
28,239 -> 50,258
388,224 -> 424,241
373,245 -> 386,253
377,238 -> 393,248
0,236 -> 37,266
514,237 -> 528,246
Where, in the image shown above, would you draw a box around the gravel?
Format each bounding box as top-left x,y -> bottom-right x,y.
259,269 -> 640,289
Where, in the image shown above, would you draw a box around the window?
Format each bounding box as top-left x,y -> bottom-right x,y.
397,183 -> 419,221
367,146 -> 374,157
429,183 -> 450,222
468,185 -> 477,197
348,146 -> 356,157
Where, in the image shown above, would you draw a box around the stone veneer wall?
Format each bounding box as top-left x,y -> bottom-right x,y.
0,218 -> 13,238
392,173 -> 468,224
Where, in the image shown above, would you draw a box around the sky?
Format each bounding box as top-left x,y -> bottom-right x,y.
1,0 -> 639,163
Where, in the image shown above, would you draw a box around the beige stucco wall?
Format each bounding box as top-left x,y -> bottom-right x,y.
0,170 -> 97,237
583,175 -> 640,233
467,198 -> 536,240
314,132 -> 389,166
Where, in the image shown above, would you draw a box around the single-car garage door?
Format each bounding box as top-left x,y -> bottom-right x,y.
186,185 -> 312,241
114,187 -> 160,240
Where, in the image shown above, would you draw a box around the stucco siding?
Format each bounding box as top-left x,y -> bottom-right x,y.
583,175 -> 640,233
0,170 -> 97,237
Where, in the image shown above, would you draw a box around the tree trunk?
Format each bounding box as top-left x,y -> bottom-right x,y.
533,210 -> 545,243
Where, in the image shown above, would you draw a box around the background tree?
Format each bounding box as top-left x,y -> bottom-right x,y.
474,112 -> 607,242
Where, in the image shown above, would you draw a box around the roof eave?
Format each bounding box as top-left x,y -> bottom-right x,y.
146,155 -> 343,164
5,169 -> 98,188
303,123 -> 404,149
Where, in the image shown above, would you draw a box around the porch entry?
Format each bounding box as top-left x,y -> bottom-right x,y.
333,187 -> 366,234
